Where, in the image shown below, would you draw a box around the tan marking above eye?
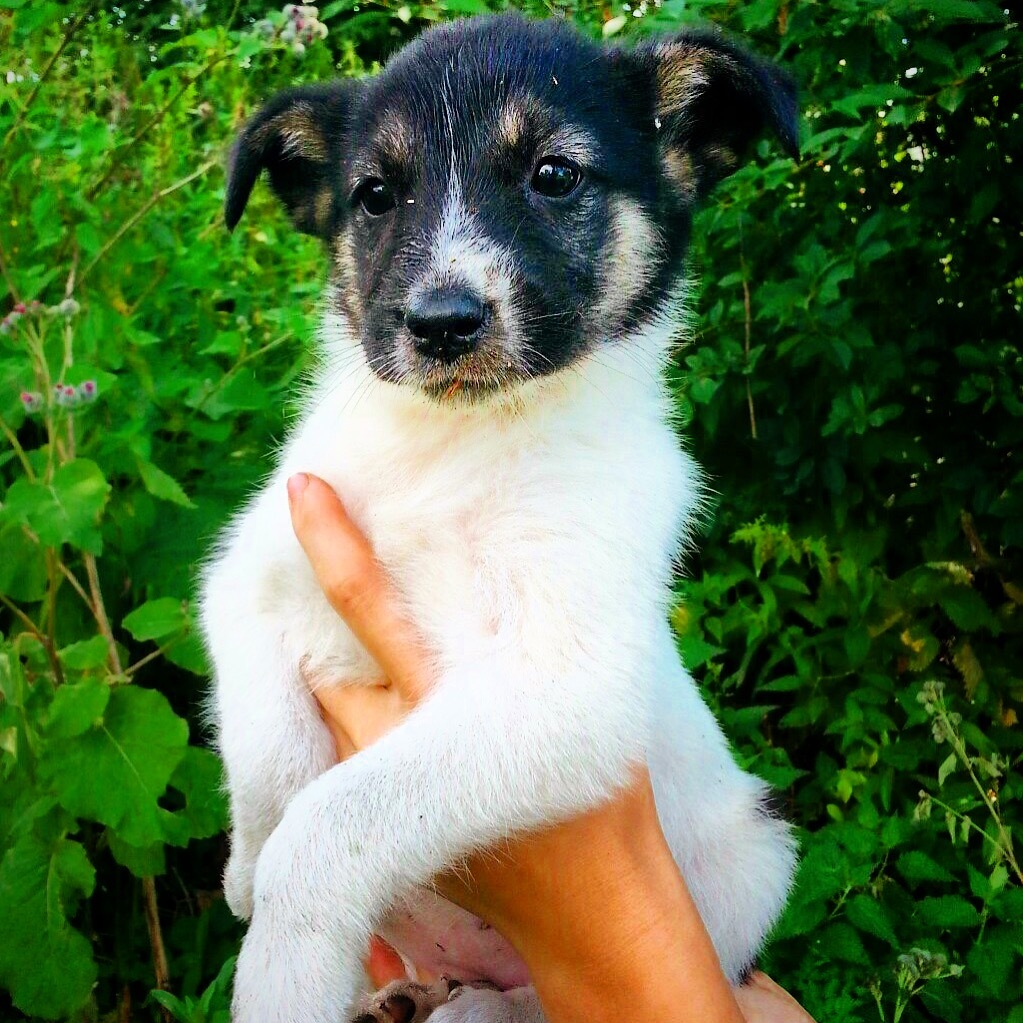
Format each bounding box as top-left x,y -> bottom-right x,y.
498,99 -> 530,148
373,116 -> 416,167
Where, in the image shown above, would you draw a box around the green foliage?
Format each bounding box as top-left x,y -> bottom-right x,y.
0,0 -> 1019,1020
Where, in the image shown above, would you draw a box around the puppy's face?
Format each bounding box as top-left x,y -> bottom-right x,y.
227,15 -> 796,402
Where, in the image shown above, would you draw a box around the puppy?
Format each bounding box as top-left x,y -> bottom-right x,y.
202,13 -> 799,1023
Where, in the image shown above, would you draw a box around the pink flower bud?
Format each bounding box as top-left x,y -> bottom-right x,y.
78,380 -> 98,402
13,302 -> 27,315
20,390 -> 43,413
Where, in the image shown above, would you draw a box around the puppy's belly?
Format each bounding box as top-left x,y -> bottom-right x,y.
376,889 -> 530,990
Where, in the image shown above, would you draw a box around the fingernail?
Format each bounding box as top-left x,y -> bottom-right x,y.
287,473 -> 310,504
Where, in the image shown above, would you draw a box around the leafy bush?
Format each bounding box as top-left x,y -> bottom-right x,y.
0,1 -> 1019,1021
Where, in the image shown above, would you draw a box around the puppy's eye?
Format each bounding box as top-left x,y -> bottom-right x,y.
354,179 -> 396,216
530,158 -> 582,199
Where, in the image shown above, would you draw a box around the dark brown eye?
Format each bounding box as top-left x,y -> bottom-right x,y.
354,178 -> 395,216
531,158 -> 582,199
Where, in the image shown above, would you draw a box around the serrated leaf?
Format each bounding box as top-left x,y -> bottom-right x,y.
39,686 -> 189,846
896,851 -> 955,884
0,834 -> 97,1018
138,460 -> 196,509
917,894 -> 982,929
846,893 -> 898,945
122,598 -> 188,642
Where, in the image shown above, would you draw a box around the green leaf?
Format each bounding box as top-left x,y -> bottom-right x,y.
122,598 -> 188,642
0,518 -> 47,601
0,834 -> 97,1019
896,851 -> 955,884
106,831 -> 166,878
161,746 -> 228,846
44,678 -> 110,739
58,635 -> 112,671
845,893 -> 898,945
39,686 -> 189,846
917,895 -> 982,929
938,752 -> 958,786
138,460 -> 196,509
2,459 -> 111,553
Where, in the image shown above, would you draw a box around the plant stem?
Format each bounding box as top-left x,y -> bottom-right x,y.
86,55 -> 227,201
938,702 -> 1023,884
79,161 -> 218,285
0,594 -> 64,686
142,876 -> 172,1010
4,0 -> 101,141
0,414 -> 36,479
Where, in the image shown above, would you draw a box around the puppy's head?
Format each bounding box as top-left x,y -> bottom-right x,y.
226,14 -> 797,402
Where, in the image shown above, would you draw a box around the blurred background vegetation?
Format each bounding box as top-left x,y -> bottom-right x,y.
0,1 -> 1020,1021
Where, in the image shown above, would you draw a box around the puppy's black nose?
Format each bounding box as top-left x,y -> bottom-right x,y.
406,287 -> 487,362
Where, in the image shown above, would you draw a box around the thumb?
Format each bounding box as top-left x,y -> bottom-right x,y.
287,472 -> 434,703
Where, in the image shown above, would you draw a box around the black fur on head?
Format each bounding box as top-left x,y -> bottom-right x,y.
225,14 -> 797,402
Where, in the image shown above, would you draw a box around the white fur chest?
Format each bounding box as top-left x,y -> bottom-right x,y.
258,331 -> 696,691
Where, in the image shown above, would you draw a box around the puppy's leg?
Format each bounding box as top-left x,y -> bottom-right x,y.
349,979 -> 457,1023
204,552 -> 337,918
232,650 -> 646,1023
213,640 -> 335,918
431,986 -> 544,1023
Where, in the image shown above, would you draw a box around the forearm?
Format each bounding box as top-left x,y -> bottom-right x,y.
443,780 -> 745,1023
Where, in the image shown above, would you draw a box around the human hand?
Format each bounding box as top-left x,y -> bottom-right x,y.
287,472 -> 814,1023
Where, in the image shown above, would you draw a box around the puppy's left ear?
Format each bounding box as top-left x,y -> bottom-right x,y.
225,82 -> 355,237
616,30 -> 798,199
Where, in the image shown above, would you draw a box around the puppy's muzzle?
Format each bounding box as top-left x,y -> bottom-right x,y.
406,286 -> 491,364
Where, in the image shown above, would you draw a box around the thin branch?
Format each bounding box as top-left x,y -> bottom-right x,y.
86,55 -> 227,201
125,637 -> 183,678
5,0 -> 102,141
0,234 -> 22,303
82,553 -> 121,676
0,594 -> 64,686
79,161 -> 217,285
738,221 -> 758,441
54,556 -> 93,610
142,876 -> 172,1001
0,414 -> 36,479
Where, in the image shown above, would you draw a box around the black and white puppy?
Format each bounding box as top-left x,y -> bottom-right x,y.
203,13 -> 799,1023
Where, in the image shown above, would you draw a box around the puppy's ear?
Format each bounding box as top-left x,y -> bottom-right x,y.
616,30 -> 798,199
225,82 -> 355,236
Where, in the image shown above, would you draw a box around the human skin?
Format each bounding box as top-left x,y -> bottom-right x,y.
285,471 -> 815,1023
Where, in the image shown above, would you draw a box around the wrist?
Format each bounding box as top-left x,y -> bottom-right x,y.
505,821 -> 744,1023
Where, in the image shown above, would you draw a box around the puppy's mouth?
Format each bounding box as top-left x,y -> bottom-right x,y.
417,355 -> 518,403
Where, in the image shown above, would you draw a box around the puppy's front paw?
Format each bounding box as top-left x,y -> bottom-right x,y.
432,986 -> 544,1023
349,979 -> 456,1023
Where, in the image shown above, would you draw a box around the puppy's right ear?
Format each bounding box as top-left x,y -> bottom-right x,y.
225,82 -> 355,237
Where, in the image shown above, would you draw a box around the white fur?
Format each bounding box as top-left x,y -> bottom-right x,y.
201,307 -> 796,1023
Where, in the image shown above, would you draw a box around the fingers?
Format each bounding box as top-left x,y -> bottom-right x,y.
287,472 -> 434,704
314,682 -> 410,757
733,972 -> 817,1023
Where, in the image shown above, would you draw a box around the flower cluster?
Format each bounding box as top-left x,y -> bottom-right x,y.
177,0 -> 207,18
253,4 -> 328,56
1,297 -> 80,335
19,380 -> 98,415
2,301 -> 41,335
